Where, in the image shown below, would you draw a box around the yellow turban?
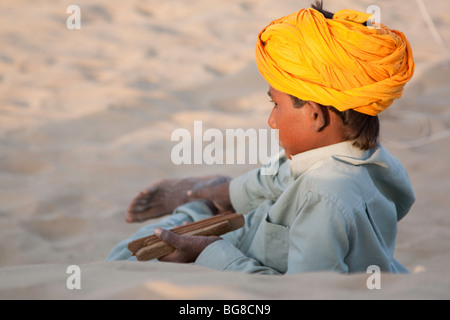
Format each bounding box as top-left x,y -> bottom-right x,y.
255,8 -> 415,116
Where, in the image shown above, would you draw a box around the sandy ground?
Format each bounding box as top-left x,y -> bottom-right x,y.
1,0 -> 449,299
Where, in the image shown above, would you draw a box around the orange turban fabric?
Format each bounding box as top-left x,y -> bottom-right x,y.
255,8 -> 415,116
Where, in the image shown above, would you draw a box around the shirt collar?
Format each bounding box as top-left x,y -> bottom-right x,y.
289,141 -> 367,178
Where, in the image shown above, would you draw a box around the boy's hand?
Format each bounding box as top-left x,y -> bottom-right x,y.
126,175 -> 231,223
154,228 -> 221,263
187,176 -> 235,214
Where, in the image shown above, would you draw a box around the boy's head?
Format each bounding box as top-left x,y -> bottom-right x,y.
267,86 -> 348,158
257,1 -> 414,157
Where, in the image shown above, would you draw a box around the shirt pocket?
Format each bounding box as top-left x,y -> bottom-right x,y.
248,216 -> 290,273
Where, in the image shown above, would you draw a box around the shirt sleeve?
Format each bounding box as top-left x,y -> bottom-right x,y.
229,151 -> 291,214
195,239 -> 282,275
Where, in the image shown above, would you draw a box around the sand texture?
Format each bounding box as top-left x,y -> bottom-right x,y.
1,0 -> 450,299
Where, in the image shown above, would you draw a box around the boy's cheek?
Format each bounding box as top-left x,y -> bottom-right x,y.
276,131 -> 289,149
273,129 -> 279,142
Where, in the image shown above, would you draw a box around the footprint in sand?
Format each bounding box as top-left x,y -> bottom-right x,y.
0,151 -> 49,175
21,216 -> 90,242
381,60 -> 450,148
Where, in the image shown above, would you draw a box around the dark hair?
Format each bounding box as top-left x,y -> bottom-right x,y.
289,0 -> 379,150
311,0 -> 334,19
290,96 -> 379,151
311,0 -> 368,26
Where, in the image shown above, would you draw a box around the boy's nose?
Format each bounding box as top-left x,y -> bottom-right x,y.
268,108 -> 277,129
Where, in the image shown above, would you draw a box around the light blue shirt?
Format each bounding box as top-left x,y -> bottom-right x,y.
194,141 -> 415,274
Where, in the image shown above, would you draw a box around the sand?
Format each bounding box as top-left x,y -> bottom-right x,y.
1,0 -> 449,300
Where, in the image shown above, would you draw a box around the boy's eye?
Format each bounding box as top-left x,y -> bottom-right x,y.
270,99 -> 278,107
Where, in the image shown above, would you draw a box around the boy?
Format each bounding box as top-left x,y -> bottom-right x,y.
108,2 -> 415,274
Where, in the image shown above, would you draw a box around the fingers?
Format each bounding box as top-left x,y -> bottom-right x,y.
172,221 -> 189,230
154,228 -> 181,248
125,181 -> 174,222
126,176 -> 232,223
154,228 -> 190,262
153,228 -> 221,263
187,181 -> 210,199
187,175 -> 229,200
127,189 -> 157,213
187,176 -> 233,213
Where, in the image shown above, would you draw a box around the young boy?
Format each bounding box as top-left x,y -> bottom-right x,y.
108,2 -> 415,274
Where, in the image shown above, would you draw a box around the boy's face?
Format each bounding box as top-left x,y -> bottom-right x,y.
267,86 -> 324,159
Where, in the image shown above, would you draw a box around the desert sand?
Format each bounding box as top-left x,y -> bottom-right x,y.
0,0 -> 449,299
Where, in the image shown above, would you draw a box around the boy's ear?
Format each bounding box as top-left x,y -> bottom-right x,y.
306,101 -> 329,132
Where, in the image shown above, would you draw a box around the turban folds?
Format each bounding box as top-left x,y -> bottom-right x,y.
255,8 -> 415,116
